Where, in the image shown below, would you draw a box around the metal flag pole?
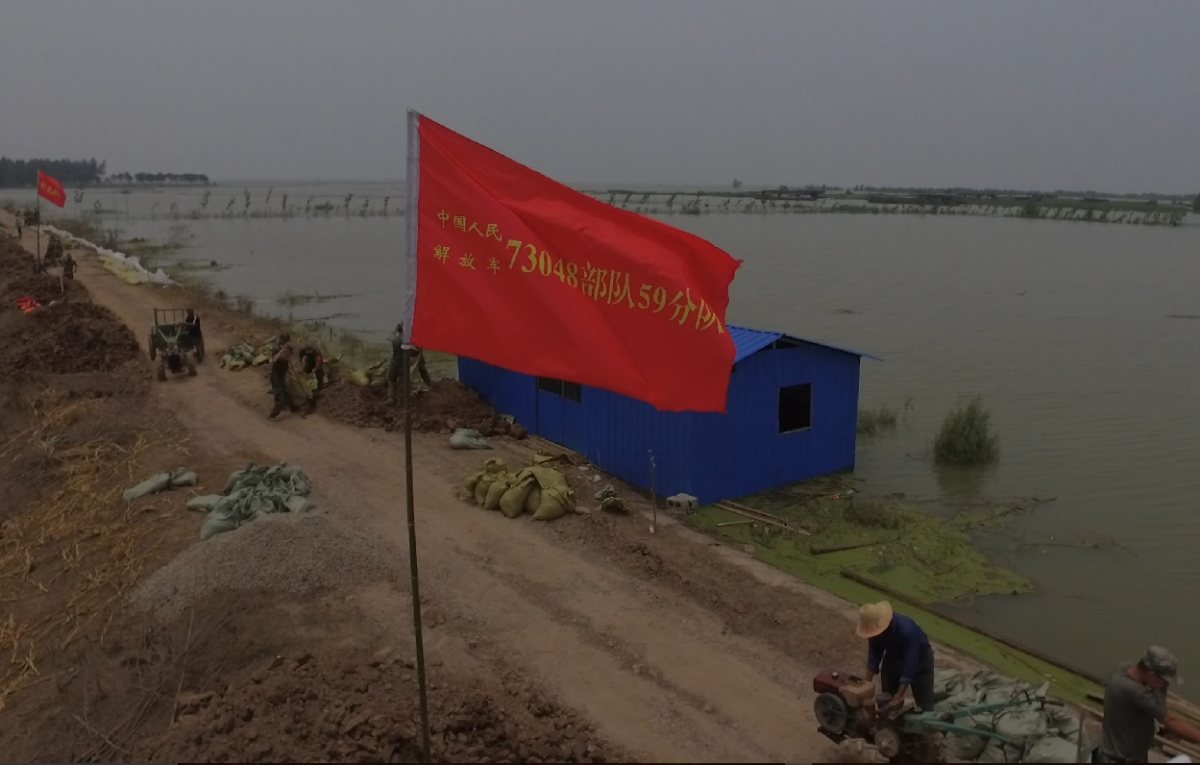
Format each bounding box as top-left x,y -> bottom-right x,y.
649,450 -> 657,534
35,194 -> 41,270
402,109 -> 432,763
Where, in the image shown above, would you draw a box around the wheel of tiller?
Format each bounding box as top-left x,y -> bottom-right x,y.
873,724 -> 903,760
814,692 -> 850,735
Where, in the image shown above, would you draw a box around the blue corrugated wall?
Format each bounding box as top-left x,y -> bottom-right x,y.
458,343 -> 861,503
687,345 -> 861,501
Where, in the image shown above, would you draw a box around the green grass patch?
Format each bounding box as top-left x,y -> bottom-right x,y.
934,396 -> 999,465
688,486 -> 1030,606
683,481 -> 1107,707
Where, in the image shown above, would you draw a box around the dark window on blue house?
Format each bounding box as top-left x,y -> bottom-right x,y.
778,383 -> 812,432
537,376 -> 582,403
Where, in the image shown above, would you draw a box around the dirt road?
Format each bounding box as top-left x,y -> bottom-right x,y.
9,216 -> 857,762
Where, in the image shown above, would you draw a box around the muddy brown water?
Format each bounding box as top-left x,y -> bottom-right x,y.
12,183 -> 1200,697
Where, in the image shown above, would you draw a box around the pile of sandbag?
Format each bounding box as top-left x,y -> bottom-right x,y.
933,669 -> 1082,763
220,336 -> 284,371
188,463 -> 314,540
462,458 -> 576,521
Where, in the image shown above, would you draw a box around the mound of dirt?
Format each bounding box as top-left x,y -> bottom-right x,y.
146,650 -> 615,763
321,379 -> 526,438
0,239 -> 87,306
0,301 -> 140,374
131,513 -> 402,620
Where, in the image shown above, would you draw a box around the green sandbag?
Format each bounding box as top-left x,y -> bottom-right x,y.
123,467 -> 198,502
524,486 -> 542,514
548,485 -> 576,511
483,457 -> 507,474
483,476 -> 511,510
534,485 -> 576,521
449,428 -> 492,450
123,473 -> 173,502
499,478 -> 535,518
285,369 -> 313,406
186,494 -> 222,512
171,470 -> 198,487
462,471 -> 483,496
525,465 -> 569,491
284,495 -> 313,513
474,474 -> 496,506
533,494 -> 566,521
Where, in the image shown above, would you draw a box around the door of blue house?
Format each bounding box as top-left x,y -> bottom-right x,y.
534,377 -> 585,449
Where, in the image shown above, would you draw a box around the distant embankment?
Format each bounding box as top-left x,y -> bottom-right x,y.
582,188 -> 1193,226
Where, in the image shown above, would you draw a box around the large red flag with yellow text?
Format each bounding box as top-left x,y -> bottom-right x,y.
405,114 -> 740,413
37,171 -> 66,208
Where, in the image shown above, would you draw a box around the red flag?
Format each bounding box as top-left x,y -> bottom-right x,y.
406,114 -> 740,413
37,171 -> 66,208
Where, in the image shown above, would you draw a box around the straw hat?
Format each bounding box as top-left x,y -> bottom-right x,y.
856,601 -> 894,638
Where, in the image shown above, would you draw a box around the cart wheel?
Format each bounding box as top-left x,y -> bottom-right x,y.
156,363 -> 167,382
873,724 -> 903,760
187,360 -> 197,377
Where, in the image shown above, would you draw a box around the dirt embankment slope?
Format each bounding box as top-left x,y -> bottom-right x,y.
0,233 -> 624,763
2,214 -> 860,762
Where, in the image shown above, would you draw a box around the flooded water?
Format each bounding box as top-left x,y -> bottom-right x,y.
11,182 -> 1200,691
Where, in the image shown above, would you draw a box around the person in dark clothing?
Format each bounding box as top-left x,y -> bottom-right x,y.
386,322 -> 431,403
268,336 -> 300,420
183,309 -> 202,341
14,211 -> 23,239
857,601 -> 935,712
62,253 -> 77,280
1097,646 -> 1200,763
299,345 -> 327,392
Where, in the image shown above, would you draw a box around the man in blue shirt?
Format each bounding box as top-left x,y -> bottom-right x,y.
857,601 -> 935,712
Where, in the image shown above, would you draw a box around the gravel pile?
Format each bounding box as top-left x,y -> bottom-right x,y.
131,511 -> 401,619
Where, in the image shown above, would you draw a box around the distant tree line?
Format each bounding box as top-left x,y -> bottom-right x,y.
0,157 -> 106,187
107,171 -> 210,185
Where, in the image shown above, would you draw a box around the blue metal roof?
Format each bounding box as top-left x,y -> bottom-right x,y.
729,325 -> 881,363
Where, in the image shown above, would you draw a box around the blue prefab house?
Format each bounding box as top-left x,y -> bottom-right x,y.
457,326 -> 878,504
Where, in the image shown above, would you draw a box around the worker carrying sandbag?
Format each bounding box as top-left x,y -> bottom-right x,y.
1096,646 -> 1200,763
299,344 -> 327,392
268,335 -> 313,420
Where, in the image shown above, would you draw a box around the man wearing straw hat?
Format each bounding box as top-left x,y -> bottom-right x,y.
857,601 -> 935,713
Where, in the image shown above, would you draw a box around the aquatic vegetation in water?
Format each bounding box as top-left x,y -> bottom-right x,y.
934,397 -> 999,466
277,290 -> 357,307
856,405 -> 898,437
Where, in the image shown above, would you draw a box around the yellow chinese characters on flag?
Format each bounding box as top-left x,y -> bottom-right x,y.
406,115 -> 740,413
36,171 -> 66,208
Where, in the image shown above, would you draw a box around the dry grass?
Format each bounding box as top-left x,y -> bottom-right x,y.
0,397 -> 180,712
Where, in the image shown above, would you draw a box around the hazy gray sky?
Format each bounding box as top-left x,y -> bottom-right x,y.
3,1 -> 1198,191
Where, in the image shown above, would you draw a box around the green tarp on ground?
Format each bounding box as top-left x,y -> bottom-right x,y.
198,463 -> 314,540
